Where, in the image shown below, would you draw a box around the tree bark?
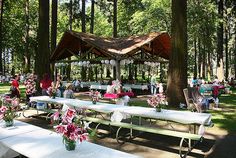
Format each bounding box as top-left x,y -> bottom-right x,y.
198,38 -> 201,78
90,0 -> 94,34
0,0 -> 4,74
35,0 -> 50,79
24,0 -> 30,73
66,0 -> 72,80
81,0 -> 86,32
216,0 -> 224,82
167,0 -> 187,107
234,35 -> 236,79
51,0 -> 57,52
193,38 -> 197,78
113,0 -> 117,38
202,44 -> 206,79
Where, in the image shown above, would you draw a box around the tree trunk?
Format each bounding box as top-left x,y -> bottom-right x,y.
81,0 -> 86,32
193,38 -> 197,78
234,36 -> 236,79
167,0 -> 187,107
198,38 -> 202,78
24,0 -> 30,73
69,0 -> 72,31
202,44 -> 206,79
216,0 -> 224,82
66,0 -> 72,81
0,0 -> 4,74
51,0 -> 57,52
35,0 -> 50,79
225,21 -> 229,80
113,0 -> 117,38
90,0 -> 94,34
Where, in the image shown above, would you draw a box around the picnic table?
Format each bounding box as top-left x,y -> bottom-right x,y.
29,96 -> 212,126
0,120 -> 142,158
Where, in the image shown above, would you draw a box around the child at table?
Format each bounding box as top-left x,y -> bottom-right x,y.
63,83 -> 75,99
62,83 -> 75,112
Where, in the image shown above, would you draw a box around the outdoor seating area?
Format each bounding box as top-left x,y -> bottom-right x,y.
1,1 -> 236,158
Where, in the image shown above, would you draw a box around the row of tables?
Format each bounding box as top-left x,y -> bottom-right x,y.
0,120 -> 142,158
0,96 -> 213,158
90,84 -> 149,91
30,96 -> 212,126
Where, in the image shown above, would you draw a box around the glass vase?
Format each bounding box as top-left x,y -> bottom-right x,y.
64,139 -> 76,151
92,100 -> 97,104
5,120 -> 14,127
156,106 -> 161,112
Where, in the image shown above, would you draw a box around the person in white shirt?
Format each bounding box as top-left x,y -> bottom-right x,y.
150,75 -> 157,95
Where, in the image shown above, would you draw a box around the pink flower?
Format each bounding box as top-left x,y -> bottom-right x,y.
62,108 -> 76,123
0,114 -> 4,120
69,132 -> 79,141
12,99 -> 19,107
79,133 -> 88,142
0,106 -> 7,113
65,109 -> 76,119
54,125 -> 67,134
51,111 -> 60,121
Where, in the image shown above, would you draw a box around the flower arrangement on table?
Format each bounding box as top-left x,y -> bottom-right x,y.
51,108 -> 88,151
89,90 -> 102,104
147,94 -> 166,112
111,79 -> 122,93
47,85 -> 57,99
0,97 -> 20,127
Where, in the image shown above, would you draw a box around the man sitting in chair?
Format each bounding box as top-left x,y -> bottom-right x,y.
189,87 -> 212,113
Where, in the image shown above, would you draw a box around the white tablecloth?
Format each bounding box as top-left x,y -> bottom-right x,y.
0,121 -> 142,158
0,120 -> 41,140
30,96 -> 212,126
90,85 -> 108,90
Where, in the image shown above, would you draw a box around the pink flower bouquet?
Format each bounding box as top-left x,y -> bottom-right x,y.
52,108 -> 88,150
0,97 -> 20,126
147,94 -> 166,112
90,90 -> 101,104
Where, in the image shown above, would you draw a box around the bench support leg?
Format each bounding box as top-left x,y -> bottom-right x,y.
179,137 -> 203,158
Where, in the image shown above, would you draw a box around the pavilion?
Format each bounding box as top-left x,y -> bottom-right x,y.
50,30 -> 171,80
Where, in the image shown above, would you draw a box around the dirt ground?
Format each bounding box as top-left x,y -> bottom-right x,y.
15,108 -> 236,158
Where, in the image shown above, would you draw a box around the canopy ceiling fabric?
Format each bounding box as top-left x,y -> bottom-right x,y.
50,30 -> 171,62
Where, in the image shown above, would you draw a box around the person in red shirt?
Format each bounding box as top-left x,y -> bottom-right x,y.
40,73 -> 52,96
11,75 -> 20,98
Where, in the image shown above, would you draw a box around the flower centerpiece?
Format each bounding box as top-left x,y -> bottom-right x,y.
89,90 -> 101,104
147,94 -> 166,112
111,79 -> 122,93
47,85 -> 57,99
0,97 -> 20,127
51,108 -> 88,151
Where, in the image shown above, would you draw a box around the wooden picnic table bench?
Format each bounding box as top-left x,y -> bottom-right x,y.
83,117 -> 203,158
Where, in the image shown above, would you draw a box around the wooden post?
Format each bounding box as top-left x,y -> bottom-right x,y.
116,60 -> 121,80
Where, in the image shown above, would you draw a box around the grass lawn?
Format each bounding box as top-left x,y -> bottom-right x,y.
0,83 -> 26,98
1,83 -> 236,134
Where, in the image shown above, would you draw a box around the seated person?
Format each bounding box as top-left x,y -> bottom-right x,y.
189,87 -> 212,112
63,83 -> 75,99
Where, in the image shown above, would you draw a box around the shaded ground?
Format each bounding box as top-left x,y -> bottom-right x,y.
16,108 -> 235,158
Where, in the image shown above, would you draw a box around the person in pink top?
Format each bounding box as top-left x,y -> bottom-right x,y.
40,73 -> 52,96
11,74 -> 20,98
